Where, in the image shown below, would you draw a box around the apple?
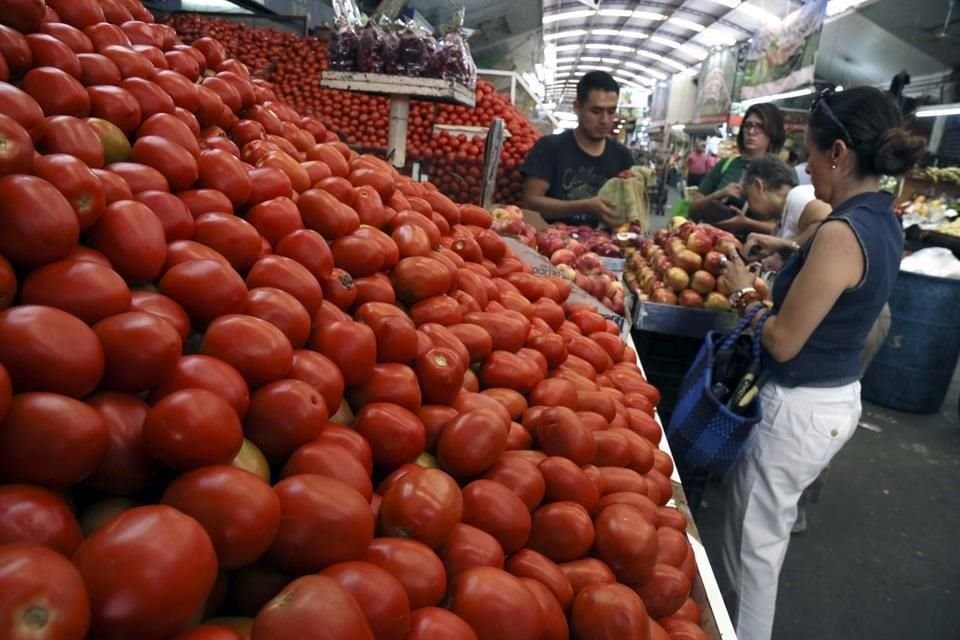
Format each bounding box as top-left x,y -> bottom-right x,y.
501,219 -> 528,236
577,252 -> 603,275
690,270 -> 716,296
653,255 -> 673,275
492,206 -> 522,223
647,246 -> 664,263
538,232 -> 566,256
557,264 -> 577,281
678,289 -> 705,308
704,291 -> 731,311
666,237 -> 686,258
715,237 -> 742,257
574,272 -> 591,291
677,221 -> 698,241
664,266 -> 690,293
653,228 -> 670,246
674,250 -> 703,274
607,278 -> 624,298
640,239 -> 656,258
651,287 -> 678,305
687,230 -> 713,256
755,277 -> 770,300
551,249 -> 576,266
703,251 -> 727,277
668,216 -> 688,232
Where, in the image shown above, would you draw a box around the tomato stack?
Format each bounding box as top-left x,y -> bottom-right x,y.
0,1 -> 707,639
162,13 -> 538,207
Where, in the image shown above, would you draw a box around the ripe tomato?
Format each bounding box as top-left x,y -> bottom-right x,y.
353,402 -> 426,469
144,388 -> 243,470
197,148 -> 252,207
0,305 -> 104,398
105,161 -> 170,194
366,539 -> 446,611
86,85 -> 141,135
87,199 -> 166,282
0,174 -> 78,268
380,468 -> 463,549
245,287 -> 311,348
257,150 -> 310,194
518,578 -> 568,640
438,408 -> 508,477
528,501 -> 595,563
478,351 -> 543,394
298,188 -> 359,240
656,526 -> 690,568
571,583 -> 650,640
311,319 -> 376,386
481,455 -> 545,511
526,334 -> 568,370
441,523 -> 505,579
354,273 -> 397,307
269,475 -> 375,574
92,167 -> 132,202
282,440 -> 372,500
0,484 -> 82,555
0,543 -> 90,640
347,363 -> 421,413
162,465 -> 281,570
251,575 -> 373,640
246,166 -> 292,206
415,348 -> 464,405
406,608 -> 478,640
275,229 -> 333,281
193,212 -> 261,272
120,77 -> 174,121
93,310 -> 181,393
201,314 -> 293,388
83,392 -> 157,496
0,113 -> 32,178
410,295 -> 461,326
287,349 -> 344,416
73,505 -> 218,640
150,354 -> 250,419
130,134 -> 198,191
21,260 -> 129,325
460,480 -> 531,555
320,562 -> 411,640
243,378 -> 328,463
448,567 -> 543,640
558,558 -> 616,598
354,302 -> 418,364
135,190 -> 194,242
393,223 -> 432,258
634,563 -> 691,619
538,457 -> 599,513
247,254 -> 324,316
22,66 -> 89,117
392,257 -> 452,303
246,197 -> 302,247
331,229 -> 385,278
593,503 -> 658,585
505,550 -> 574,612
77,52 -> 121,85
320,268 -> 357,311
46,0 -> 104,29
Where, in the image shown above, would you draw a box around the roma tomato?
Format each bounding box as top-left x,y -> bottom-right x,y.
410,295 -> 461,326
22,259 -> 130,325
84,392 -> 156,497
634,563 -> 692,619
0,543 -> 90,640
177,188 -> 233,217
448,567 -> 543,640
22,66 -> 89,117
320,268 -> 358,311
593,503 -> 659,585
246,166 -> 292,205
243,378 -> 328,463
354,273 -> 397,307
415,347 -> 464,405
348,363 -> 421,413
380,468 -> 463,550
482,388 -> 531,421
131,134 -> 198,191
251,575 -> 373,640
441,523 -> 505,579
135,190 -> 194,242
93,311 -> 182,392
298,188 -> 359,240
72,505 -> 218,640
201,314 -> 293,388
320,562 -> 411,640
104,161 -> 169,193
93,168 -> 133,202
246,197 -> 303,247
87,199 -> 166,283
194,212 -> 261,272
311,319 -> 376,386
535,406 -> 596,467
275,229 -> 333,282
198,148 -> 252,207
288,349 -> 345,417
528,501 -> 595,563
366,539 -> 446,611
87,85 -> 141,134
558,558 -> 616,597
245,287 -> 311,348
539,457 -> 599,513
571,583 -> 651,640
247,254 -> 324,316
0,113 -> 33,177
331,229 -> 385,278
505,549 -> 574,612
392,223 -> 432,258
0,174 -> 78,268
461,480 -> 531,555
282,440 -> 372,500
0,484 -> 83,555
120,77 -> 173,121
478,351 -> 543,394
393,256 -> 452,304
447,323 -> 492,364
268,475 -> 375,574
353,402 -> 426,469
143,388 -> 243,470
354,302 -> 418,364
437,410 -> 508,479
482,456 -> 545,512
518,578 -> 568,640
406,608 -> 478,640
158,258 -> 246,328
150,354 -> 250,419
162,465 -> 281,570
463,312 -> 527,353
418,323 -> 470,371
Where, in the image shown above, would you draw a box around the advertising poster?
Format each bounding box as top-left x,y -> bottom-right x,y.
650,82 -> 671,125
692,47 -> 738,124
738,0 -> 827,100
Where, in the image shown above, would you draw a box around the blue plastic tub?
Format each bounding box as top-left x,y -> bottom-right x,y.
862,269 -> 960,413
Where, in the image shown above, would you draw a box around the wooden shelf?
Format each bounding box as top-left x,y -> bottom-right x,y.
320,71 -> 475,107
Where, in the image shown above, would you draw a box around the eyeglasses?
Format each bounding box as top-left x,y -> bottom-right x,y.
742,121 -> 765,133
811,88 -> 854,146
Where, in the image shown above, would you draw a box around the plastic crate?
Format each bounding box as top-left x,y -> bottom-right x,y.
631,329 -> 704,426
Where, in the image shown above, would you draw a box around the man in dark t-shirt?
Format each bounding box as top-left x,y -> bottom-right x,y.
521,71 -> 634,228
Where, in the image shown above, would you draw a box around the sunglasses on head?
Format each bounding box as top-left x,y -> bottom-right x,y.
810,88 -> 854,146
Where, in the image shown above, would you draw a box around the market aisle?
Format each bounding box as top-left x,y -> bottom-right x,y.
695,366 -> 960,640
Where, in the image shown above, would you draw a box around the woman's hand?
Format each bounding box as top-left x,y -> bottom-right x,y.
714,206 -> 750,233
743,233 -> 793,260
717,182 -> 743,201
719,248 -> 759,294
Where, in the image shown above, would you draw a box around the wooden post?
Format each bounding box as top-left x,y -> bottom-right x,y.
388,94 -> 410,169
480,118 -> 505,209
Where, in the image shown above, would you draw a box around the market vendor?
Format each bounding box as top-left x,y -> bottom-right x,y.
521,71 -> 635,228
688,103 -> 786,237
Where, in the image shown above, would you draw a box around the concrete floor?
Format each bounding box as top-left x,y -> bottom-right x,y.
647,188 -> 960,639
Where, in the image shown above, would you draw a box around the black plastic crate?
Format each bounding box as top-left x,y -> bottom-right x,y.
631,328 -> 705,426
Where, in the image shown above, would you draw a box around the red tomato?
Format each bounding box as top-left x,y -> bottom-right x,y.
353,402 -> 426,469
246,197 -> 302,247
87,200 -> 166,282
410,295 -> 461,327
354,273 -> 397,307
365,539 -> 446,611
538,457 -> 599,513
415,347 -> 464,405
247,254 -> 324,316
135,190 -> 193,242
73,505 -> 217,640
0,305 -> 104,398
103,161 -> 168,193
21,260 -> 128,326
130,134 -> 198,191
193,212 -> 261,272
571,583 -> 650,640
297,187 -> 359,240
406,608 -> 478,640
320,268 -> 358,311
0,174 -> 78,268
86,85 -> 141,135
528,378 -> 577,410
443,324 -> 490,365
197,148 -> 252,207
478,351 -> 543,394
392,223 -> 432,258
319,562 -> 411,640
0,484 -> 82,555
448,567 -> 543,640
558,558 -> 616,597
82,392 -> 156,496
311,319 -> 376,386
517,578 -> 568,640
282,440 -> 372,500
441,522 -> 505,580
246,166 -> 292,206
437,409 -> 508,479
93,311 -> 181,393
120,77 -> 174,122
92,167 -> 132,202
285,349 -> 344,417
380,468 -> 463,550
526,334 -> 568,370
348,363 -> 421,413
533,406 -> 596,467
460,480 -> 531,555
481,454 -> 544,510
505,549 -> 574,612
354,302 -> 418,364
46,0 -> 104,29
392,257 -> 452,304
463,312 -> 528,353
159,257 -> 247,327
150,354 -> 250,419
243,378 -> 328,463
634,563 -> 691,619
390,211 -> 440,247
331,229 -> 385,278
245,287 -> 311,348
528,501 -> 595,563
275,229 -> 333,281
99,44 -> 153,80
268,475 -> 375,574
0,113 -> 33,178
251,575 -> 373,640
84,24 -> 131,50
22,66 -> 89,117
0,543 -> 90,640
201,314 -> 293,388
593,503 -> 658,585
162,465 -> 281,570
143,388 -> 243,470
178,187 -> 233,217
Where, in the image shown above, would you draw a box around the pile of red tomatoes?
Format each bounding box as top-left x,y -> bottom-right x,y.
0,1 -> 708,639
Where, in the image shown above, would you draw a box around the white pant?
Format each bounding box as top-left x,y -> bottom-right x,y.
722,381 -> 862,640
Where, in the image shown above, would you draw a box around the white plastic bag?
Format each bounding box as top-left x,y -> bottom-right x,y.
901,248 -> 960,279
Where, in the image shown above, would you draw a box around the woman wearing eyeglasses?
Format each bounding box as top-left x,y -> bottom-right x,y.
717,87 -> 925,640
688,103 -> 785,236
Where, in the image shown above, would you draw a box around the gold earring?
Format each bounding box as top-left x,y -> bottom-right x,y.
831,164 -> 837,169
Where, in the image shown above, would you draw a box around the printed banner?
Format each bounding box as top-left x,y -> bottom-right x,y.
650,82 -> 671,124
738,0 -> 827,100
692,47 -> 738,125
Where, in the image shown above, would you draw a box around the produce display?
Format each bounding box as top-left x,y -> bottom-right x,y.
898,194 -> 959,231
0,2 -> 712,639
624,219 -> 765,310
163,13 -> 539,207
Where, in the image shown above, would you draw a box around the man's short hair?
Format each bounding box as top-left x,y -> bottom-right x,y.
576,71 -> 620,105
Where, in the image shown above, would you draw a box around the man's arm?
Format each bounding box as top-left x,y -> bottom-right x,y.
522,176 -> 618,224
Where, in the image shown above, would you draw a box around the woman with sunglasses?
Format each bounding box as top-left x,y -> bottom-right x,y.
688,103 -> 785,235
718,87 -> 925,640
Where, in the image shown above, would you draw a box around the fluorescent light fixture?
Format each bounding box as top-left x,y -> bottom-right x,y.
581,56 -> 603,62
681,66 -> 701,76
553,44 -> 581,52
589,29 -> 649,39
835,85 -> 844,92
586,43 -> 634,52
624,61 -> 650,71
704,0 -> 741,7
699,28 -> 738,47
668,16 -> 705,32
636,50 -> 664,62
544,29 -> 587,41
631,10 -> 667,21
597,9 -> 632,17
739,86 -> 815,107
650,35 -> 681,48
672,124 -> 686,131
555,57 -> 577,63
579,65 -> 614,72
543,9 -> 596,24
735,3 -> 780,26
661,58 -> 689,72
555,66 -> 574,72
679,44 -> 708,60
553,111 -> 578,121
826,0 -> 871,17
916,103 -> 960,118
